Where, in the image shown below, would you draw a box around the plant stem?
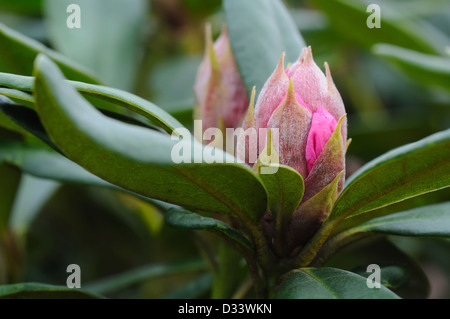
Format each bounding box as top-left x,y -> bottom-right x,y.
294,217 -> 341,267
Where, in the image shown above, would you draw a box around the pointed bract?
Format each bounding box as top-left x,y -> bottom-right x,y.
265,79 -> 312,178
254,52 -> 290,131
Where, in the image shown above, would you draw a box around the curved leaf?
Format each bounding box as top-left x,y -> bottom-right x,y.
0,22 -> 100,83
309,0 -> 449,55
276,267 -> 399,299
165,208 -> 253,252
0,72 -> 184,134
0,142 -> 116,190
0,282 -> 103,299
323,238 -> 430,299
354,201 -> 450,238
33,55 -> 268,222
224,0 -> 305,95
331,129 -> 450,221
373,43 -> 450,92
258,164 -> 304,234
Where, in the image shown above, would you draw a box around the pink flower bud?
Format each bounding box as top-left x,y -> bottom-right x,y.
194,25 -> 249,134
305,105 -> 338,173
237,47 -> 348,252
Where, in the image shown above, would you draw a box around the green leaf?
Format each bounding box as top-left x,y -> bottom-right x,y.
84,259 -> 206,295
276,267 -> 399,299
223,0 -> 306,95
165,208 -> 253,252
331,129 -> 450,221
44,0 -> 148,90
0,72 -> 184,134
0,73 -> 183,133
0,96 -> 165,149
0,0 -> 43,15
0,98 -> 58,149
0,22 -> 100,83
0,282 -> 103,299
33,55 -> 268,222
373,43 -> 450,92
324,238 -> 429,299
9,174 -> 60,238
353,201 -> 450,238
0,142 -> 175,211
0,142 -> 116,190
0,87 -> 33,105
309,0 -> 449,55
258,164 -> 304,234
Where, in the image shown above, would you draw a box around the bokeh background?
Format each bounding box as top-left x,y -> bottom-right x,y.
0,0 -> 449,298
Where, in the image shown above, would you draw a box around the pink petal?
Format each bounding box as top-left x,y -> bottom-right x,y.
305,105 -> 337,173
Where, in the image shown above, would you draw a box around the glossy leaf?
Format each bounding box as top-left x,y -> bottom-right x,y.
373,44 -> 450,92
0,282 -> 102,299
331,129 -> 450,221
0,142 -> 116,190
33,55 -> 267,222
309,0 -> 449,54
354,202 -> 450,237
0,97 -> 164,148
0,98 -> 57,149
44,0 -> 148,90
165,208 -> 253,252
0,142 -> 176,212
324,238 -> 430,299
258,164 -> 304,233
0,72 -> 184,134
0,22 -> 100,83
223,0 -> 305,95
276,267 -> 399,299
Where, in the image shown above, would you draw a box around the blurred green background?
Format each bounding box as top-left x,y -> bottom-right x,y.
0,0 -> 449,298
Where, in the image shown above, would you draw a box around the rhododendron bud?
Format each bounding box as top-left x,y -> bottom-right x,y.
193,24 -> 249,137
236,47 -> 348,252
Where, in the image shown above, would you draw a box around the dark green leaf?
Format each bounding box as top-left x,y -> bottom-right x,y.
0,72 -> 184,134
0,282 -> 103,299
354,201 -> 450,237
224,0 -> 306,95
373,44 -> 450,92
33,55 -> 267,222
309,0 -> 449,54
165,208 -> 253,252
0,98 -> 57,149
0,22 -> 100,83
0,142 -> 116,190
324,238 -> 430,299
258,164 -> 304,233
276,267 -> 399,299
331,129 -> 450,221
